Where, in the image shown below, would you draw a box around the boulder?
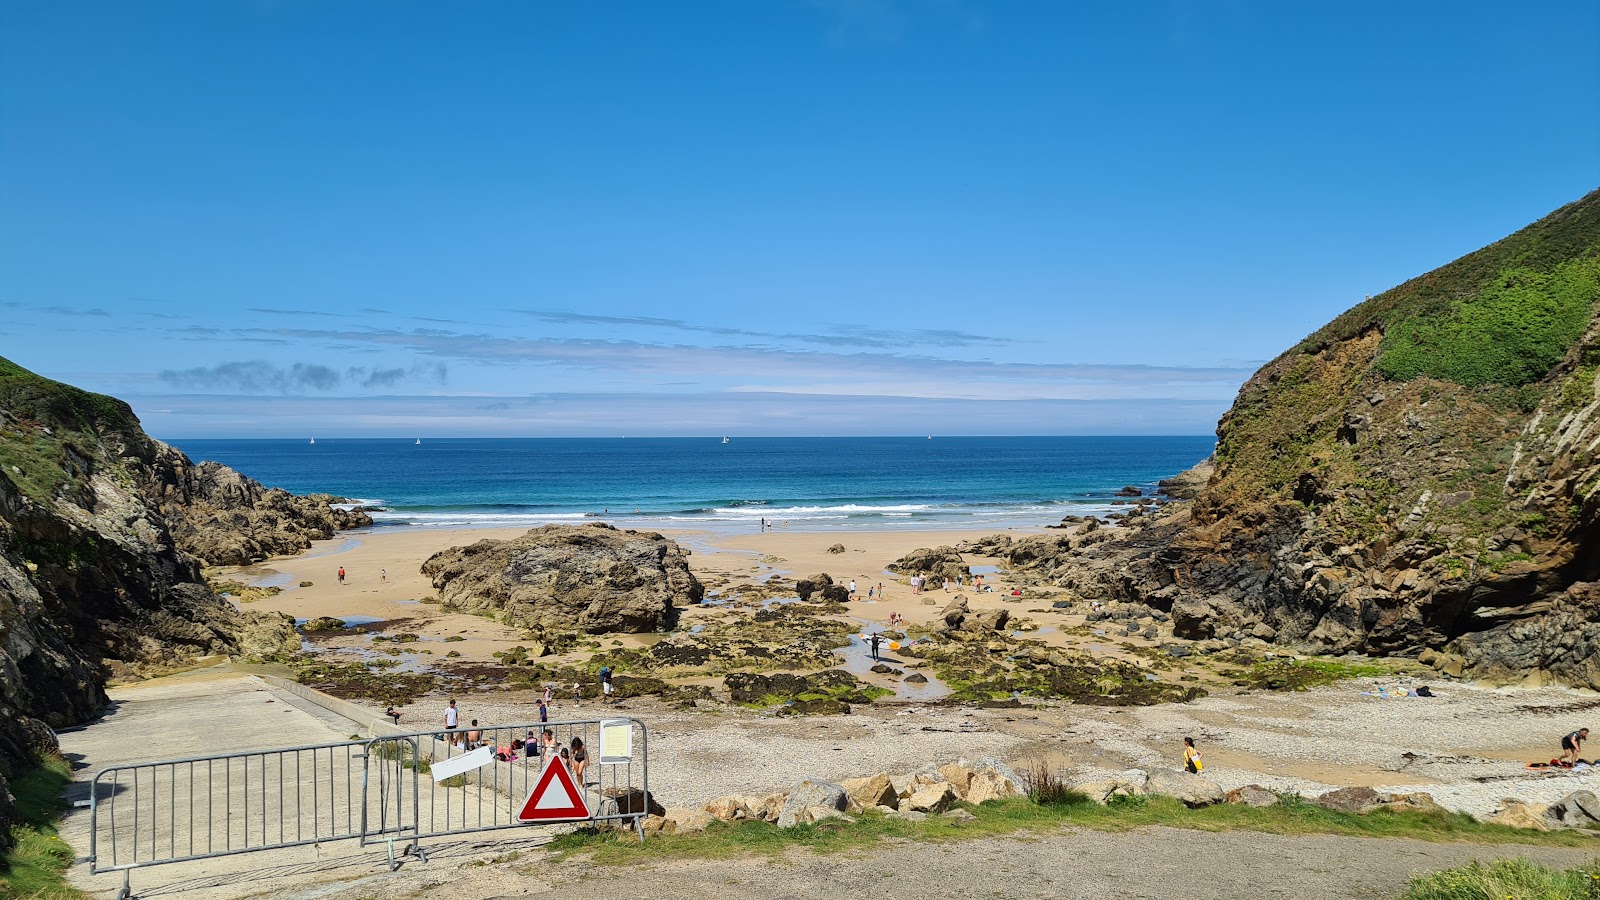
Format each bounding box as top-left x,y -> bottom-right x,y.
826,543 -> 846,555
1116,486 -> 1142,497
1072,770 -> 1149,804
888,546 -> 970,583
941,597 -> 970,629
1487,799 -> 1552,830
966,609 -> 1011,633
966,770 -> 1020,804
795,573 -> 834,601
667,808 -> 715,833
974,758 -> 1028,796
753,792 -> 788,822
302,616 -> 346,632
792,805 -> 854,826
1314,786 -> 1385,814
890,808 -> 928,822
1544,790 -> 1600,829
1385,792 -> 1446,815
941,808 -> 978,823
903,672 -> 928,684
1143,768 -> 1225,807
1225,785 -> 1281,808
702,796 -> 755,822
937,763 -> 976,799
906,782 -> 958,813
841,773 -> 898,811
599,787 -> 665,818
776,779 -> 849,828
420,523 -> 703,633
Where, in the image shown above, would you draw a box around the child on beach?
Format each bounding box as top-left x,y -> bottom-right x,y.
1184,737 -> 1203,773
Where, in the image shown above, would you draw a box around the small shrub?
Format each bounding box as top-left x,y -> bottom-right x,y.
1021,761 -> 1090,807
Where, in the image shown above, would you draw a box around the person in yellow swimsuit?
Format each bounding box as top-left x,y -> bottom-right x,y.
1183,737 -> 1203,774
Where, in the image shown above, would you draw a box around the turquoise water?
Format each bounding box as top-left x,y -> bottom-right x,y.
171,436 -> 1213,533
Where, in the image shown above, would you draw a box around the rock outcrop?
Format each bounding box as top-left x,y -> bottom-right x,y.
145,449 -> 371,565
0,357 -> 347,848
421,523 -> 703,633
981,190 -> 1600,689
888,546 -> 970,583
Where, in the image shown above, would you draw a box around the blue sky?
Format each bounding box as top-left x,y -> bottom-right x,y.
2,1 -> 1596,438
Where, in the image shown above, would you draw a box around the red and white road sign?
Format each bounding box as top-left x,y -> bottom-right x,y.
516,756 -> 591,822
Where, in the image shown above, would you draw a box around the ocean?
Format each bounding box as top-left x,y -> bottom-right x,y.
169,436 -> 1215,533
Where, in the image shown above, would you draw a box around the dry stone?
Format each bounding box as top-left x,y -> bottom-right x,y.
1314,786 -> 1385,814
777,779 -> 848,828
842,773 -> 897,811
907,782 -> 958,813
1144,767 -> 1225,807
1225,785 -> 1281,808
1072,769 -> 1148,804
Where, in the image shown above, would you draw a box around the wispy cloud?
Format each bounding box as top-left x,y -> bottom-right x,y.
248,308 -> 357,318
158,360 -> 447,393
515,309 -> 1022,348
2,302 -> 112,317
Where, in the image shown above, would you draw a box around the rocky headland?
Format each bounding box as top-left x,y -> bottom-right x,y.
976,189 -> 1600,689
0,356 -> 366,848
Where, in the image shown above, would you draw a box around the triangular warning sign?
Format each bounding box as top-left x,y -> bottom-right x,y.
516,756 -> 591,822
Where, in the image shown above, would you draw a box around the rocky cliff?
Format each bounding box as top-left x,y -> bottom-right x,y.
0,357 -> 355,849
995,190 -> 1600,688
422,523 -> 704,633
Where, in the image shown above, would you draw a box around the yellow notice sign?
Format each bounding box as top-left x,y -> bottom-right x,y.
599,719 -> 632,764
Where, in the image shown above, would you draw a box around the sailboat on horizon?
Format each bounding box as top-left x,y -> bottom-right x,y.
309,437 -> 315,445
721,436 -> 730,444
415,438 -> 422,445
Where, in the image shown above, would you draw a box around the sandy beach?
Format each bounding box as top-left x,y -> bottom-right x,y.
212,522 -> 1600,822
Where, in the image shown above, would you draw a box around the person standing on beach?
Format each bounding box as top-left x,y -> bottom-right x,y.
869,632 -> 881,662
1562,728 -> 1589,765
542,683 -> 554,707
573,680 -> 582,706
849,579 -> 857,600
1183,737 -> 1203,774
380,568 -> 387,583
537,697 -> 548,724
444,699 -> 459,736
337,566 -> 346,585
600,666 -> 615,704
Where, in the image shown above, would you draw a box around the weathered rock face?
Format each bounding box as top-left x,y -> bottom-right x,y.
888,546 -> 970,582
0,357 -> 328,848
983,191 -> 1600,689
145,448 -> 371,565
421,523 -> 703,633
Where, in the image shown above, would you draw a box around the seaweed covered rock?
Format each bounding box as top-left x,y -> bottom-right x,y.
422,523 -> 703,633
723,669 -> 883,713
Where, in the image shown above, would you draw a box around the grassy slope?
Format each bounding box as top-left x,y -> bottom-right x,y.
0,355 -> 143,506
0,756 -> 81,899
1202,190 -> 1600,554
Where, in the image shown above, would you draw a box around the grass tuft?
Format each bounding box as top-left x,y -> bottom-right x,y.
1399,858 -> 1600,900
0,755 -> 83,899
540,794 -> 1595,868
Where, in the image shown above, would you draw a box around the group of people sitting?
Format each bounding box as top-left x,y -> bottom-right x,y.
446,724 -> 591,783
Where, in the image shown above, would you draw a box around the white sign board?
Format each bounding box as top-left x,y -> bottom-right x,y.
598,719 -> 633,764
431,745 -> 494,782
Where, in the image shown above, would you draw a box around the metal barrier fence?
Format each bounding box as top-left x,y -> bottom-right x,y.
87,717 -> 650,899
